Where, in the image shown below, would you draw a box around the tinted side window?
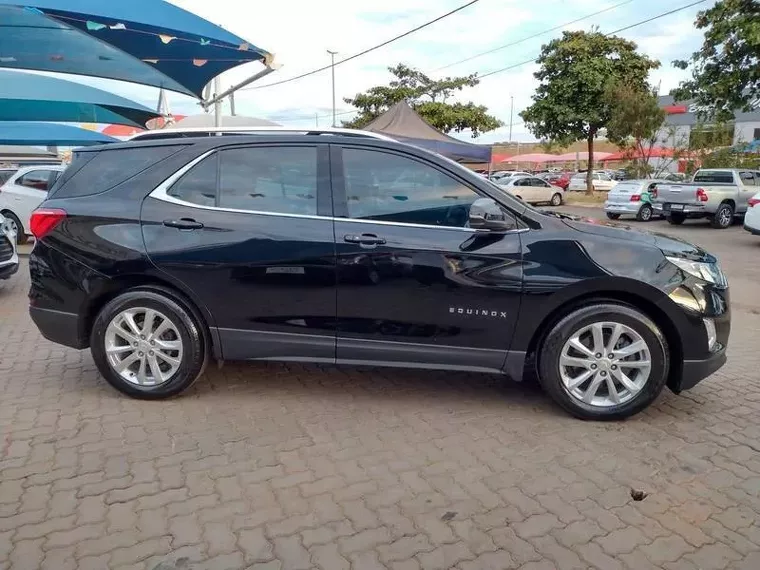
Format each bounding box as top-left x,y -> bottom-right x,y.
17,170 -> 54,191
167,154 -> 218,207
739,171 -> 756,186
342,148 -> 480,227
218,147 -> 317,215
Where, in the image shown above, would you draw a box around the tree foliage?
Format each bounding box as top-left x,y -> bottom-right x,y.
671,0 -> 760,121
604,83 -> 667,178
342,64 -> 502,137
520,31 -> 659,192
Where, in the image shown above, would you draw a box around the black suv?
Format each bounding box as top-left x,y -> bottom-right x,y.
28,130 -> 730,419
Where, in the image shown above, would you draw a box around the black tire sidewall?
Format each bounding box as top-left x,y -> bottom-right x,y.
606,213 -> 620,220
538,303 -> 669,420
5,212 -> 28,244
637,205 -> 653,221
551,193 -> 562,206
90,290 -> 206,399
712,204 -> 733,229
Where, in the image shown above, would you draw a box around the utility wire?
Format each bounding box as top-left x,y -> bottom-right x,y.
241,0 -> 481,91
434,0 -> 634,72
477,0 -> 708,80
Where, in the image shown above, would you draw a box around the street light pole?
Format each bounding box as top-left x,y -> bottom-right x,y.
509,95 -> 514,143
327,50 -> 338,127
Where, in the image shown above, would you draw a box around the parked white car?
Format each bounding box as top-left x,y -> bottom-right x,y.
568,171 -> 618,192
0,165 -> 65,243
0,212 -> 19,280
491,171 -> 531,182
744,191 -> 760,236
495,175 -> 564,206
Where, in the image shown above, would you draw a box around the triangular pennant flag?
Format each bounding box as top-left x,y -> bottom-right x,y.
200,39 -> 211,46
86,20 -> 107,31
192,59 -> 208,67
159,35 -> 176,44
23,6 -> 44,15
238,43 -> 249,51
0,57 -> 16,63
143,59 -> 159,64
109,23 -> 126,30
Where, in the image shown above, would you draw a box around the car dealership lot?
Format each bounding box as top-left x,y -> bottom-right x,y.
1,211 -> 759,570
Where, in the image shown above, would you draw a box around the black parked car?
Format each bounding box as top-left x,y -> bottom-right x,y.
27,129 -> 730,420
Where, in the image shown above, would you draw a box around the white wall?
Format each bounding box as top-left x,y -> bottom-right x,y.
734,121 -> 760,144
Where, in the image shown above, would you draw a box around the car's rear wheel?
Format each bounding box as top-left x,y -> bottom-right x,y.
667,213 -> 685,225
606,213 -> 620,220
550,192 -> 563,206
710,203 -> 734,229
3,212 -> 28,244
90,290 -> 207,399
636,204 -> 653,222
537,303 -> 669,420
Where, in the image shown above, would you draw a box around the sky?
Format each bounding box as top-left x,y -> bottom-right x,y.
75,0 -> 712,143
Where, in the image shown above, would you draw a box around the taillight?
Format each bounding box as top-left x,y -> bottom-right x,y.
30,208 -> 66,239
696,188 -> 709,202
630,194 -> 641,202
749,197 -> 760,208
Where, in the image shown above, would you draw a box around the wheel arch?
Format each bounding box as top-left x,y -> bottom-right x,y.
523,290 -> 683,393
83,274 -> 220,360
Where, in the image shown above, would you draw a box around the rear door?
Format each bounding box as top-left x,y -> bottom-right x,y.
141,143 -> 337,362
738,171 -> 758,212
329,143 -> 524,373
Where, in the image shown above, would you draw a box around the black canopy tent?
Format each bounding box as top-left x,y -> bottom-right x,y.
363,101 -> 492,163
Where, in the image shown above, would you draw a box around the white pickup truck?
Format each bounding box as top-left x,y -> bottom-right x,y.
653,168 -> 760,229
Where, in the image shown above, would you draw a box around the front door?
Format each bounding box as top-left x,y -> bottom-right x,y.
141,143 -> 337,362
330,144 -> 523,373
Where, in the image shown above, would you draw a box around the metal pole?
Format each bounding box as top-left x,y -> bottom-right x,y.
509,96 -> 514,142
214,76 -> 222,127
315,112 -> 319,127
203,65 -> 278,108
327,50 -> 338,127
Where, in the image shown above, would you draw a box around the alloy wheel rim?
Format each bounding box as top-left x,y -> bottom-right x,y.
719,208 -> 731,226
641,207 -> 651,220
559,321 -> 651,408
104,307 -> 183,386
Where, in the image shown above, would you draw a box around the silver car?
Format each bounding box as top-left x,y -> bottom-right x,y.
604,179 -> 667,222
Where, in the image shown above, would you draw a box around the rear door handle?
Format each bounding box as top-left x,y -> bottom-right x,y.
343,233 -> 386,245
163,218 -> 204,230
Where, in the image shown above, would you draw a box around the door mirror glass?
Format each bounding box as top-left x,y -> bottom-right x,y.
468,198 -> 515,231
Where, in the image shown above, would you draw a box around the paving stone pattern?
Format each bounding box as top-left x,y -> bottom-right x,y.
1,216 -> 759,569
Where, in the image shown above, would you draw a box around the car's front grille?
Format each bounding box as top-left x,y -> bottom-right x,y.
0,234 -> 13,262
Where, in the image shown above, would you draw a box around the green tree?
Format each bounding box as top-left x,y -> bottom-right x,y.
342,64 -> 502,137
672,0 -> 760,121
604,83 -> 667,178
520,31 -> 659,192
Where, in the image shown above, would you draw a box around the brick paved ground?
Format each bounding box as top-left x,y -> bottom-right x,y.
1,213 -> 759,570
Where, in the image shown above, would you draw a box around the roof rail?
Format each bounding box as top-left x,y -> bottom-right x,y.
129,126 -> 394,142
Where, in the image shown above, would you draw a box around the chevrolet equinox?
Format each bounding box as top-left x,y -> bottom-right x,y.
28,129 -> 730,419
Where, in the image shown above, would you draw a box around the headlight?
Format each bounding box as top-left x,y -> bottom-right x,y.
666,256 -> 727,287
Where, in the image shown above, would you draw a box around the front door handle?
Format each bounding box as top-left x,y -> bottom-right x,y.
163,218 -> 204,230
344,233 -> 386,245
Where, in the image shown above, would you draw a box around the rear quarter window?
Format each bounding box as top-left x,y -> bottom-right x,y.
48,145 -> 185,199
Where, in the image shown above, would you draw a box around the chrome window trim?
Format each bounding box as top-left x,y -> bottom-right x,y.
149,149 -> 527,235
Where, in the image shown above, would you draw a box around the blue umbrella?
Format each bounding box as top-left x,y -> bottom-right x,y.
0,122 -> 117,146
0,1 -> 272,98
0,69 -> 160,127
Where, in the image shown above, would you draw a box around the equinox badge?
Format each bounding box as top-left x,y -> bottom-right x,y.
450,307 -> 508,319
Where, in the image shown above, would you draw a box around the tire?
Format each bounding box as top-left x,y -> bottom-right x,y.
711,202 -> 734,229
3,211 -> 28,244
550,192 -> 563,206
90,289 -> 207,399
636,204 -> 653,222
667,213 -> 685,225
606,213 -> 621,220
537,303 -> 669,420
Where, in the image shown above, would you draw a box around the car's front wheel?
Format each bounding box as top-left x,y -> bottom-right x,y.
537,303 -> 669,420
90,289 -> 207,399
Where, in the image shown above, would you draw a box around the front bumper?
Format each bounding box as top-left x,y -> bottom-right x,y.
0,256 -> 18,280
679,347 -> 728,391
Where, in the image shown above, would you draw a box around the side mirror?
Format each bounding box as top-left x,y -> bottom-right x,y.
468,198 -> 514,231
